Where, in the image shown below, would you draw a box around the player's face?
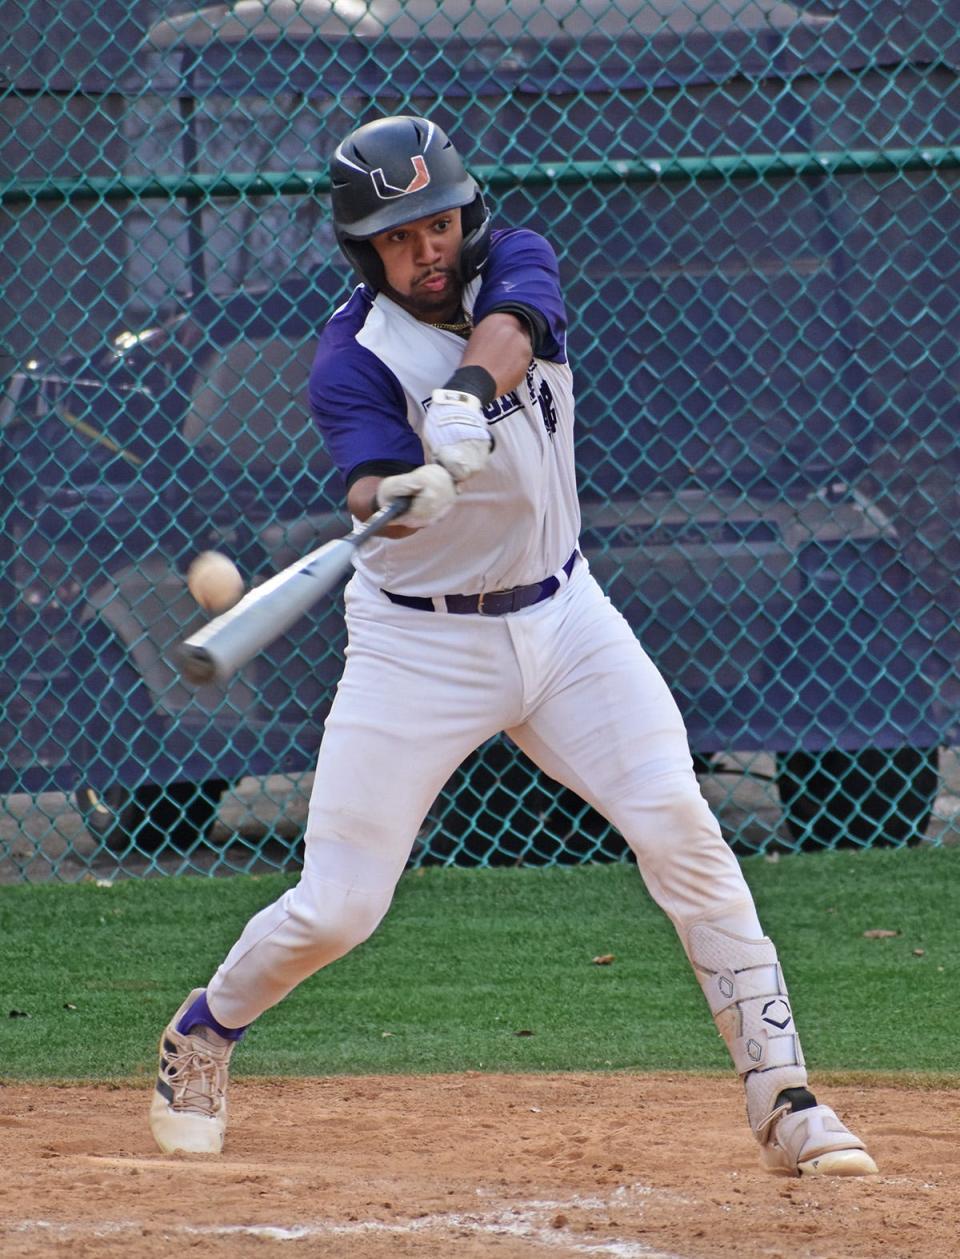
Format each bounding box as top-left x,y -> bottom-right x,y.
370,208 -> 464,321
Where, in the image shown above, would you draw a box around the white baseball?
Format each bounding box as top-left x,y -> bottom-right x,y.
187,551 -> 245,614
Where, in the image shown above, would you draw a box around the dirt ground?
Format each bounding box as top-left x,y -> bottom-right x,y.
0,1074 -> 956,1259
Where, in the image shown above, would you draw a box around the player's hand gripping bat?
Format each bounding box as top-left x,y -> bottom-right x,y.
178,498 -> 410,686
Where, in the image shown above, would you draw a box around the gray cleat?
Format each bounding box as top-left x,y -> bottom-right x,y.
149,989 -> 234,1155
762,1102 -> 878,1176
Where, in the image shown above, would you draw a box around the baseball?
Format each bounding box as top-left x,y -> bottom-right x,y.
187,551 -> 245,614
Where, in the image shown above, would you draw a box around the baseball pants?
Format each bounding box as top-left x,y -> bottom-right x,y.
207,561 -> 762,1028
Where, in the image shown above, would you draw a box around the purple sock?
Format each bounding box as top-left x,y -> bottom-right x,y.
177,990 -> 248,1042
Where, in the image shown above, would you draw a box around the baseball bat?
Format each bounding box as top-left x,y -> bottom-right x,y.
178,497 -> 410,686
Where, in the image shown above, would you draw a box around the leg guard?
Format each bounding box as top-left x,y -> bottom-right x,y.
686,922 -> 808,1141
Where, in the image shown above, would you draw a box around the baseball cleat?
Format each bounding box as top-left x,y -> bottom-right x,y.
761,1103 -> 878,1177
149,988 -> 234,1154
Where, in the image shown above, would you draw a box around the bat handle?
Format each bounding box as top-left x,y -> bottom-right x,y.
347,495 -> 413,546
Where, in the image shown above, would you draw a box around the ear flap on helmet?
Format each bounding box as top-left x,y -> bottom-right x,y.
339,239 -> 385,290
458,190 -> 490,282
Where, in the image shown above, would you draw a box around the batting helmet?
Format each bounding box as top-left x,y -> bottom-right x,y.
330,115 -> 490,291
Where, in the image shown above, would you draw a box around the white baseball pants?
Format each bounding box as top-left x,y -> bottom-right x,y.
207,562 -> 762,1029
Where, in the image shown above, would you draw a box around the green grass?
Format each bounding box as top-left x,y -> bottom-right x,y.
1,846 -> 957,1082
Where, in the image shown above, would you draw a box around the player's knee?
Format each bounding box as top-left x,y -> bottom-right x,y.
616,770 -> 721,863
283,835 -> 403,961
284,877 -> 392,964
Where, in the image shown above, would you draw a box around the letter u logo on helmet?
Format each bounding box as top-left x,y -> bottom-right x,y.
370,155 -> 432,200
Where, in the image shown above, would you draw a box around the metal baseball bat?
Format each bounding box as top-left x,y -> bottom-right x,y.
178,497 -> 411,686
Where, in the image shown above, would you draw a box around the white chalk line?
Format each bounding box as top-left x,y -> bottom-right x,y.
7,1186 -> 692,1258
83,1153 -> 312,1175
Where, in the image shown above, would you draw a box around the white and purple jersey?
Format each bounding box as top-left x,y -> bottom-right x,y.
308,228 -> 581,597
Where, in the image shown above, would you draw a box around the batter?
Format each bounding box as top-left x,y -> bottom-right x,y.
150,115 -> 877,1178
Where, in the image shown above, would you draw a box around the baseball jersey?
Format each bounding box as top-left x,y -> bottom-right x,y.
308,228 -> 581,597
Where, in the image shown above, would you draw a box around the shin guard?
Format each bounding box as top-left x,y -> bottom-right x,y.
686,922 -> 808,1141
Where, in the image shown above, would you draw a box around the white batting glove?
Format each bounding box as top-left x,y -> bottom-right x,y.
376,463 -> 458,528
425,388 -> 493,482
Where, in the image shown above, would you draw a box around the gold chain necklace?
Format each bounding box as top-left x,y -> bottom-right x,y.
429,313 -> 473,338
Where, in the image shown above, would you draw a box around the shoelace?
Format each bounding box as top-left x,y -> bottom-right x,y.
164,1042 -> 228,1116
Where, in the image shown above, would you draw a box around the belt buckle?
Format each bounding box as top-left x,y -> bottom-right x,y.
477,587 -> 516,615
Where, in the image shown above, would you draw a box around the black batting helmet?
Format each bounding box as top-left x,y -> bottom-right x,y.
329,115 -> 490,291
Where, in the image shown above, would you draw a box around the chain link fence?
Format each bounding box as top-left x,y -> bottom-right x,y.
2,1 -> 958,880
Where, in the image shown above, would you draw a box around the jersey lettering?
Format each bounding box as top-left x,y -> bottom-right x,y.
483,390 -> 523,424
526,364 -> 558,436
422,389 -> 523,426
537,379 -> 558,435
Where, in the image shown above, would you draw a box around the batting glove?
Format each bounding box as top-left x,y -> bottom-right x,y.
425,387 -> 494,482
376,463 -> 458,528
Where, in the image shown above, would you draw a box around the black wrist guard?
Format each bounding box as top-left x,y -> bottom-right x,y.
443,365 -> 497,407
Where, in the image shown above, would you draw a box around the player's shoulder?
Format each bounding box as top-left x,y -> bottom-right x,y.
311,285 -> 386,380
309,286 -> 406,416
314,284 -> 375,354
311,288 -> 376,392
486,227 -> 560,270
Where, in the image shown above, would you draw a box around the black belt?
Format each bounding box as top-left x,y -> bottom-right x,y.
382,551 -> 579,616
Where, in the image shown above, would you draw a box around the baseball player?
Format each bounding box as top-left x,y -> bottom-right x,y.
150,115 -> 877,1177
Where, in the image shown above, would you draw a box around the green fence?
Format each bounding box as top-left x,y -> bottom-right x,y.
2,1 -> 958,881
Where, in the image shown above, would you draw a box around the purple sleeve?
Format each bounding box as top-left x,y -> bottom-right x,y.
308,289 -> 424,485
473,228 -> 568,363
